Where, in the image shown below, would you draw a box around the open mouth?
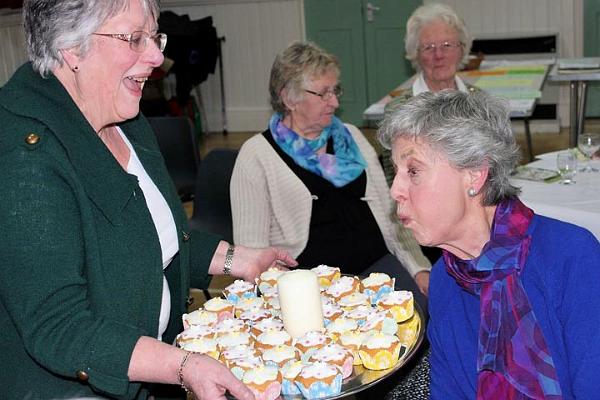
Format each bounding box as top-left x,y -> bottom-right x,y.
127,76 -> 148,91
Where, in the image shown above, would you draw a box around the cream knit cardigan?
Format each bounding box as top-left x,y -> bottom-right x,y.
230,124 -> 431,277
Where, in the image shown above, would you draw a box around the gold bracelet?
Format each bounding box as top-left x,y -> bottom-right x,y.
223,244 -> 234,275
177,351 -> 192,393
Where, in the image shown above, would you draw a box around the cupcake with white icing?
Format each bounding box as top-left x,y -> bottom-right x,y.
256,267 -> 285,293
339,330 -> 370,366
325,317 -> 358,342
176,324 -> 215,347
360,309 -> 398,336
322,302 -> 344,326
338,292 -> 370,313
260,285 -> 279,301
376,290 -> 414,323
238,307 -> 272,325
261,344 -> 300,368
358,332 -> 402,370
324,276 -> 361,301
213,317 -> 249,337
202,297 -> 235,322
179,337 -> 219,359
294,330 -> 332,362
254,329 -> 293,353
250,316 -> 284,337
280,360 -> 304,396
309,343 -> 354,379
295,361 -> 343,399
219,344 -> 259,367
234,296 -> 265,318
227,355 -> 264,380
181,309 -> 218,329
242,364 -> 282,400
216,331 -> 253,351
361,272 -> 395,304
223,279 -> 257,304
343,304 -> 373,327
310,264 -> 341,288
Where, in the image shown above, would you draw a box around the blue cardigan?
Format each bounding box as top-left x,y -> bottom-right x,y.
428,214 -> 600,399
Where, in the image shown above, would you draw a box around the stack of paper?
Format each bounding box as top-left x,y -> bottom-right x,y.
558,59 -> 600,73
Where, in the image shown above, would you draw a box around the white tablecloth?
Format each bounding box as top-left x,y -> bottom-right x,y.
512,151 -> 600,239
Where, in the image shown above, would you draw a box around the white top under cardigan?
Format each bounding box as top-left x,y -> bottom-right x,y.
230,123 -> 431,278
119,128 -> 178,340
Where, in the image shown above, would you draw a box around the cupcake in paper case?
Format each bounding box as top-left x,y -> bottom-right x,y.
325,317 -> 358,342
223,279 -> 257,304
343,304 -> 373,326
176,324 -> 215,347
213,317 -> 249,337
250,316 -> 284,337
202,297 -> 235,322
361,272 -> 395,304
255,329 -> 293,353
262,344 -> 300,368
376,290 -> 414,323
228,355 -> 264,380
339,330 -> 370,366
181,309 -> 218,329
179,337 -> 219,359
324,276 -> 361,301
219,344 -> 260,367
238,307 -> 272,324
295,361 -> 343,399
242,364 -> 282,400
260,285 -> 279,301
256,267 -> 285,293
264,295 -> 280,312
358,332 -> 402,370
309,343 -> 354,379
216,331 -> 253,351
397,312 -> 420,346
310,264 -> 341,288
234,296 -> 265,318
294,330 -> 333,362
322,302 -> 344,326
360,309 -> 398,336
280,360 -> 304,396
338,292 -> 370,312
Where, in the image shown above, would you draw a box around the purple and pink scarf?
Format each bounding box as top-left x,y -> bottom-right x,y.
443,198 -> 562,399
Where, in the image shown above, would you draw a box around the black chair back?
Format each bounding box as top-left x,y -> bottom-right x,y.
188,149 -> 238,242
148,116 -> 199,201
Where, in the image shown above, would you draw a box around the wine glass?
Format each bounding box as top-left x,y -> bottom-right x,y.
556,151 -> 577,185
578,133 -> 600,172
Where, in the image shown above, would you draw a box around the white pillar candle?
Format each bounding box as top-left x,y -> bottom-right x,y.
277,270 -> 324,338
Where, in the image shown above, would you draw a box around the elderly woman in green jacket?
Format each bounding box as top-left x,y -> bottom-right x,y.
0,1 -> 295,399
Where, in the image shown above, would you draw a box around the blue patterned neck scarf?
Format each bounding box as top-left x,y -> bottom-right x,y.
269,113 -> 367,187
443,198 -> 562,400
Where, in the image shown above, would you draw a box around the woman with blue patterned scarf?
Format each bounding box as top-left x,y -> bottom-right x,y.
230,41 -> 431,308
379,89 -> 600,399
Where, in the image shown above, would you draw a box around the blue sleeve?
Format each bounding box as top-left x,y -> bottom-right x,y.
557,229 -> 600,397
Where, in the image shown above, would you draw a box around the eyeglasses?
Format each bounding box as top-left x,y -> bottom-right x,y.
304,85 -> 343,101
92,31 -> 167,53
418,41 -> 463,54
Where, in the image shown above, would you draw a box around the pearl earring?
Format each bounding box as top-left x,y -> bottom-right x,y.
467,188 -> 477,197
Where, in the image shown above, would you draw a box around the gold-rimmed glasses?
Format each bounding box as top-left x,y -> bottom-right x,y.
418,41 -> 463,55
92,31 -> 167,53
304,85 -> 344,101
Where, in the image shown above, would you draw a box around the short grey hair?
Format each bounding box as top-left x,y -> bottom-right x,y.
269,41 -> 340,115
23,0 -> 160,77
378,90 -> 521,206
404,3 -> 472,70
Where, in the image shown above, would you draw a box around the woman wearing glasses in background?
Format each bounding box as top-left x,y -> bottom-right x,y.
381,3 -> 478,187
0,1 -> 296,399
230,41 -> 431,309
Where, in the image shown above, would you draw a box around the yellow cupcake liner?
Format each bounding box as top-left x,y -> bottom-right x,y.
397,315 -> 420,346
384,304 -> 414,323
358,343 -> 401,370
